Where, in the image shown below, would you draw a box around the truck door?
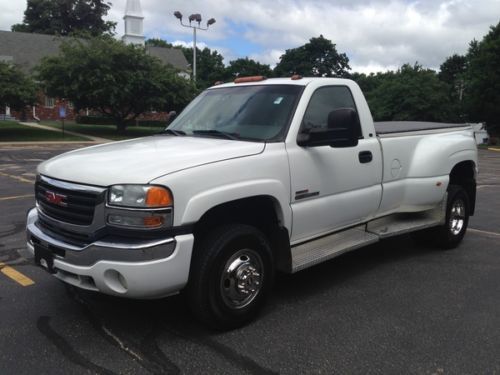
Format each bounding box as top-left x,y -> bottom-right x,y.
287,85 -> 382,243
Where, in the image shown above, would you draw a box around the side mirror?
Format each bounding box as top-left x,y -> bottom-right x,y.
167,111 -> 177,125
297,108 -> 360,148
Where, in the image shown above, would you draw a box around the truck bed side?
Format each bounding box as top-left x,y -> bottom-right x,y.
375,128 -> 477,216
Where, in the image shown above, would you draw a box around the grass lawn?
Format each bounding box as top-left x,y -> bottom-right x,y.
40,120 -> 162,140
0,121 -> 89,142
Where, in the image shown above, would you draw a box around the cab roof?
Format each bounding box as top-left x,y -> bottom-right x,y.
208,77 -> 353,89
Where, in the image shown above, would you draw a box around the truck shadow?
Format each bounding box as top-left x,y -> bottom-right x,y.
60,235 -> 444,373
68,234 -> 441,331
271,234 -> 438,304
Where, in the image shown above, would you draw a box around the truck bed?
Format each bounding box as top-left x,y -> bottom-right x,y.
374,121 -> 470,135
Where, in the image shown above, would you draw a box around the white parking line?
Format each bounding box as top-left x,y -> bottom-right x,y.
469,228 -> 500,238
0,171 -> 35,184
0,194 -> 34,201
477,185 -> 499,190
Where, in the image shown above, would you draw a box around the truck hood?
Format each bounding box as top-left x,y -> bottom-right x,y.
38,136 -> 265,186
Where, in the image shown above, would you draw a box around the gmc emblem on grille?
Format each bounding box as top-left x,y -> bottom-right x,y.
45,191 -> 67,207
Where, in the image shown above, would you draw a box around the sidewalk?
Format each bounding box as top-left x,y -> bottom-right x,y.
19,122 -> 111,143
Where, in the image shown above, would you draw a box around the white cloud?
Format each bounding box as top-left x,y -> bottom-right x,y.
249,49 -> 285,68
2,0 -> 499,73
172,40 -> 207,49
0,0 -> 26,31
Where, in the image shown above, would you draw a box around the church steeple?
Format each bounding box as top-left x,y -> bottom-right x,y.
122,0 -> 145,45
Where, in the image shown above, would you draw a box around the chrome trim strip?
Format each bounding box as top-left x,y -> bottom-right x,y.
105,203 -> 173,212
40,175 -> 106,193
92,237 -> 175,250
27,208 -> 174,252
377,126 -> 470,138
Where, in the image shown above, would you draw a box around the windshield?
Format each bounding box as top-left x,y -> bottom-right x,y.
168,85 -> 303,142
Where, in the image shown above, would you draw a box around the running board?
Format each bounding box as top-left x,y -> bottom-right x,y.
366,200 -> 446,239
291,226 -> 379,272
290,200 -> 446,273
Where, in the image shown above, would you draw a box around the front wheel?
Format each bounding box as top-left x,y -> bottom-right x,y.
187,224 -> 274,330
434,185 -> 470,249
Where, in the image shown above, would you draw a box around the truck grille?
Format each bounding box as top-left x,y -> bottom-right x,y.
36,177 -> 101,226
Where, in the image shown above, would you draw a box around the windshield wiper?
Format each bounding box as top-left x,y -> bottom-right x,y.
192,129 -> 240,140
159,129 -> 186,136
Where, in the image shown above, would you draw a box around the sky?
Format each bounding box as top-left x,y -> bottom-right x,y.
1,0 -> 499,73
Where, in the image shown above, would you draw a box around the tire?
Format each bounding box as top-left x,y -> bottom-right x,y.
187,224 -> 274,330
433,184 -> 470,249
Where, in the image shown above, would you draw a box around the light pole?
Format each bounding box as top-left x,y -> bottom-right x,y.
173,11 -> 216,82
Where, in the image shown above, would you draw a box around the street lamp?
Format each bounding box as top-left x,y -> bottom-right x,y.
173,11 -> 216,82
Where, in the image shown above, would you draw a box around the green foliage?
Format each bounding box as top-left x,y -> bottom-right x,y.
439,54 -> 467,86
145,38 -> 173,48
11,0 -> 116,37
465,22 -> 500,127
355,64 -> 455,122
274,35 -> 350,78
438,54 -> 467,117
349,72 -> 388,95
0,62 -> 37,111
36,37 -> 196,131
176,45 -> 226,89
224,58 -> 272,80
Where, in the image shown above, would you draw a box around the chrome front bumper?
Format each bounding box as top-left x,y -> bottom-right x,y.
26,208 -> 194,298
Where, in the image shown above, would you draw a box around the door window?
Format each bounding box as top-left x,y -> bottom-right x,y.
301,86 -> 362,138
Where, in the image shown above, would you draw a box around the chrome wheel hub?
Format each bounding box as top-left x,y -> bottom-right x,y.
449,198 -> 465,235
220,249 -> 263,309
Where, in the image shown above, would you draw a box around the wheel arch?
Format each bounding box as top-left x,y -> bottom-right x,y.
192,195 -> 292,273
449,160 -> 477,215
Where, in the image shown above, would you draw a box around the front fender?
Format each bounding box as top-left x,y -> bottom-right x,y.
181,179 -> 291,231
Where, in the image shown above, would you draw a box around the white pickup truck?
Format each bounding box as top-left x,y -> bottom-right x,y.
27,77 -> 478,329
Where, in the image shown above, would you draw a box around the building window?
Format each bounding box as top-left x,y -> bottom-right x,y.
45,96 -> 55,108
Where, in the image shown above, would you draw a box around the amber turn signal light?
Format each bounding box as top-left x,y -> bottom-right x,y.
143,216 -> 164,227
145,187 -> 173,207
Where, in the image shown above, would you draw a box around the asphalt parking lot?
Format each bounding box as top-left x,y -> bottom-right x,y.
1,144 -> 499,374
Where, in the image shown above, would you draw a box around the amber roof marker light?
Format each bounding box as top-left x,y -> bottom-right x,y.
234,76 -> 267,84
173,11 -> 216,83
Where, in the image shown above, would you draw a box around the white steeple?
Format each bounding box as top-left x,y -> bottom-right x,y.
122,0 -> 145,46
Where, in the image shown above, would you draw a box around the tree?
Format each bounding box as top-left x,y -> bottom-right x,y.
224,58 -> 272,80
36,37 -> 195,132
465,22 -> 500,129
11,0 -> 116,37
176,46 -> 226,89
274,35 -> 350,78
148,41 -> 227,88
0,62 -> 37,112
350,72 -> 391,95
365,64 -> 455,122
439,54 -> 467,115
145,38 -> 173,48
439,54 -> 467,86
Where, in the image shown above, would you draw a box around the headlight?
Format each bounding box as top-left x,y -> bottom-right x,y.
106,185 -> 173,230
108,185 -> 172,208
